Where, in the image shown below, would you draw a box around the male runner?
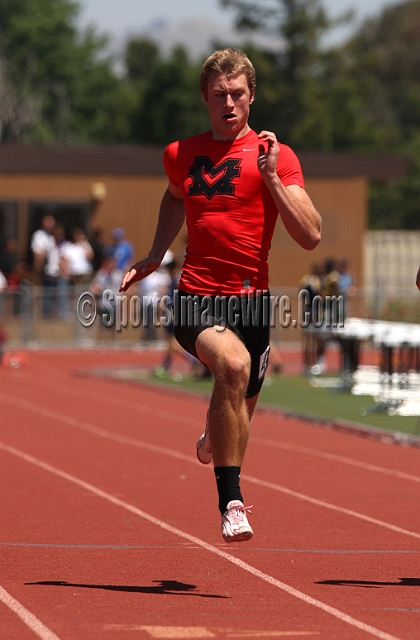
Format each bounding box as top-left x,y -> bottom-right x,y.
120,48 -> 321,542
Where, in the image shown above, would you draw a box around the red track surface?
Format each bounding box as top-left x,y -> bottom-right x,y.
0,349 -> 419,640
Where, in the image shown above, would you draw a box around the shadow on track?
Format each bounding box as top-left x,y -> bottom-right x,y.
25,579 -> 229,598
315,577 -> 420,588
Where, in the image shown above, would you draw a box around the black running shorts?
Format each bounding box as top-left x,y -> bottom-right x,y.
173,289 -> 271,398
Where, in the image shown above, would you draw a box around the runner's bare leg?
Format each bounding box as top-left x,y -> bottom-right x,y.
195,326 -> 256,467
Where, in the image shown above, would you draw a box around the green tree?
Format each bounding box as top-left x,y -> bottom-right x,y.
345,0 -> 420,145
219,0 -> 352,149
340,0 -> 420,228
126,45 -> 209,144
0,0 -> 132,143
125,38 -> 160,82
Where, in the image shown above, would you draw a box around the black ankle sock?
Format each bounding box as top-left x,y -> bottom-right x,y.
214,466 -> 243,514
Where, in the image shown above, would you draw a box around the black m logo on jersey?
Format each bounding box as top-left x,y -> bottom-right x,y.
188,156 -> 242,200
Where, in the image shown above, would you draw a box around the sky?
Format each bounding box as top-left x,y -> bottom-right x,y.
79,0 -> 397,38
78,0 -> 403,60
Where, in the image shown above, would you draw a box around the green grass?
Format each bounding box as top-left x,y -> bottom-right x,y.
115,369 -> 420,437
260,375 -> 420,435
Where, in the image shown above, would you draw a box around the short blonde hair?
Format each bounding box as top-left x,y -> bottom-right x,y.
200,48 -> 256,98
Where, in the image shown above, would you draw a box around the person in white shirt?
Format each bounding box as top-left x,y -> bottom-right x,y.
47,224 -> 71,319
30,214 -> 58,317
0,270 -> 7,293
31,215 -> 56,275
60,227 -> 94,286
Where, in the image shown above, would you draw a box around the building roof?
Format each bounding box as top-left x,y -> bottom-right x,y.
0,143 -> 411,180
0,144 -> 165,176
297,152 -> 410,180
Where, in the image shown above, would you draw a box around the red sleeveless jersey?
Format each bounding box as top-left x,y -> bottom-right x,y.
163,129 -> 304,296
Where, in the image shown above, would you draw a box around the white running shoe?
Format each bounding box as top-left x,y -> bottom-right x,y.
196,411 -> 212,464
222,500 -> 254,543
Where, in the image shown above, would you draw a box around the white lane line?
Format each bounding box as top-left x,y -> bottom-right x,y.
1,393 -> 420,540
0,442 -> 402,640
0,394 -> 195,464
4,375 -> 419,485
1,374 -> 201,428
242,474 -> 420,540
250,437 -> 420,484
0,585 -> 61,640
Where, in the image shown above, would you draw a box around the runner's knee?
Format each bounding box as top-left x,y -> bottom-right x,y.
217,351 -> 251,389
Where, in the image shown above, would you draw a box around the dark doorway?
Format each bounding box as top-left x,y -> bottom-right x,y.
0,201 -> 18,252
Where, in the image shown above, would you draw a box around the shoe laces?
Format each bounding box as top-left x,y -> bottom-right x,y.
228,503 -> 253,523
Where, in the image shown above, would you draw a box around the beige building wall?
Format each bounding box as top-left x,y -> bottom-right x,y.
269,177 -> 366,288
0,173 -> 366,288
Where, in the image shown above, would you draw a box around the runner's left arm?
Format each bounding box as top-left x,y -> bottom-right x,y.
258,130 -> 321,250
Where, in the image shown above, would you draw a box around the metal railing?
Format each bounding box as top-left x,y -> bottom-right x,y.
0,282 -> 419,347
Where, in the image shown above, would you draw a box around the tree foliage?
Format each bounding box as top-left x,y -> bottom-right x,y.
340,0 -> 420,228
0,0 -> 132,143
125,44 -> 209,144
346,0 -> 420,144
219,0 -> 352,150
125,38 -> 160,82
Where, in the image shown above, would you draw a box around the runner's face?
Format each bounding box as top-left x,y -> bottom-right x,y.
203,72 -> 254,141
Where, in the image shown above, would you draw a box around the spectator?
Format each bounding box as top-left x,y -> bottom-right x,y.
0,238 -> 19,281
60,227 -> 93,286
90,256 -> 123,299
0,269 -> 7,317
300,262 -> 323,324
299,263 -> 323,375
140,250 -> 173,341
109,227 -> 134,272
306,258 -> 341,374
0,320 -> 7,363
304,258 -> 346,375
268,341 -> 284,375
7,261 -> 30,315
90,228 -> 111,273
338,256 -> 355,319
31,214 -> 56,279
322,258 -> 342,328
322,258 -> 340,296
30,214 -> 57,317
90,256 -> 123,331
35,222 -> 70,319
51,224 -> 71,319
